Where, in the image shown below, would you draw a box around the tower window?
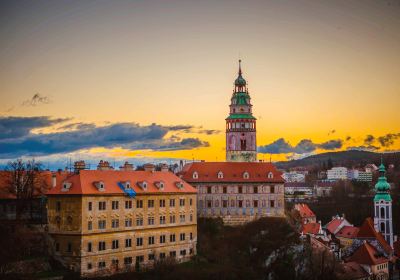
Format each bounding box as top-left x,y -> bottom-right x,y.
381,222 -> 385,232
380,207 -> 385,219
241,139 -> 246,150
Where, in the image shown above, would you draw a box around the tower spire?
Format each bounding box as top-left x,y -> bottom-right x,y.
238,59 -> 242,76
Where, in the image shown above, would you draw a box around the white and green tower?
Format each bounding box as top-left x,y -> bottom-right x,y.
373,161 -> 393,247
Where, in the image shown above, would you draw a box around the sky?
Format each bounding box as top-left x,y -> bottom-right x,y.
0,0 -> 400,169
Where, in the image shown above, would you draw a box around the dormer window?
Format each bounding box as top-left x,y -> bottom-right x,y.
192,172 -> 198,179
61,181 -> 72,192
137,181 -> 148,190
155,181 -> 165,190
121,181 -> 131,189
94,181 -> 105,191
217,171 -> 224,179
243,172 -> 249,179
268,172 -> 274,179
175,181 -> 184,189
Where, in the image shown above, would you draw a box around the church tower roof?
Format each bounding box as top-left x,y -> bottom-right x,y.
374,160 -> 391,202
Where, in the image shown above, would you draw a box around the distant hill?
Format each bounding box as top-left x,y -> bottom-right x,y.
275,150 -> 400,170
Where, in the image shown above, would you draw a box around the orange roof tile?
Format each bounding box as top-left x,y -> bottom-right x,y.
348,241 -> 388,266
46,170 -> 196,196
302,222 -> 321,235
357,217 -> 392,255
180,162 -> 284,183
326,218 -> 345,234
336,226 -> 360,239
295,203 -> 316,218
338,262 -> 369,279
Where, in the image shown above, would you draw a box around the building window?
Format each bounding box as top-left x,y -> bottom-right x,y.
190,198 -> 193,206
180,233 -> 185,241
179,198 -> 185,207
98,241 -> 106,251
270,200 -> 275,208
190,248 -> 194,255
190,232 -> 193,240
253,186 -> 258,194
56,201 -> 61,212
148,236 -> 155,245
253,200 -> 258,208
124,257 -> 132,265
160,235 -> 166,244
207,200 -> 212,208
136,255 -> 144,263
170,251 -> 176,258
170,215 -> 176,223
270,186 -> 275,194
125,200 -> 132,209
180,249 -> 187,256
148,216 -> 155,225
98,220 -> 106,229
112,259 -> 119,268
136,237 -> 143,247
268,172 -> 274,179
148,200 -> 154,208
160,215 -> 166,224
381,222 -> 385,232
380,207 -> 385,218
112,201 -> 119,210
112,240 -> 119,249
238,200 -> 243,208
190,214 -> 193,222
136,200 -> 143,208
148,254 -> 155,261
238,186 -> 243,193
88,202 -> 92,211
125,238 -> 132,248
67,242 -> 72,252
231,200 -> 235,207
159,252 -> 166,259
192,172 -> 198,179
98,201 -> 106,210
207,186 -> 212,194
136,217 -> 143,226
88,221 -> 92,230
125,218 -> 132,227
170,234 -> 176,242
87,263 -> 92,270
111,219 -> 119,228
180,214 -> 186,223
223,186 -> 227,194
160,199 -> 166,207
98,261 -> 106,269
222,200 -> 228,208
88,242 -> 92,252
170,199 -> 175,207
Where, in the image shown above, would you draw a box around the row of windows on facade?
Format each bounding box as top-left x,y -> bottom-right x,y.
203,185 -> 277,194
63,180 -> 184,192
192,171 -> 274,180
226,121 -> 255,130
88,214 -> 194,230
87,249 -> 193,271
55,198 -> 192,212
55,233 -> 193,254
199,199 -> 280,208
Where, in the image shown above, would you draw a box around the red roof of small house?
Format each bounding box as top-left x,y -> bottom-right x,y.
336,226 -> 360,239
347,241 -> 388,266
180,162 -> 284,183
302,222 -> 321,235
357,217 -> 392,255
295,203 -> 316,218
46,170 -> 196,196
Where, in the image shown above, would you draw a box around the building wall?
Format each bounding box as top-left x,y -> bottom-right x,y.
48,193 -> 197,276
190,182 -> 284,225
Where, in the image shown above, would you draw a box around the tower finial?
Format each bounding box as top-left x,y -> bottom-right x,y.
238,59 -> 242,76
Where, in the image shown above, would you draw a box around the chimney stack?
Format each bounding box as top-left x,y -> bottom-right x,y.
74,160 -> 86,174
97,160 -> 113,171
51,173 -> 57,188
119,161 -> 134,171
160,163 -> 169,172
144,163 -> 156,172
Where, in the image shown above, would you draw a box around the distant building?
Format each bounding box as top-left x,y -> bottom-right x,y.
347,169 -> 372,182
180,162 -> 285,225
284,182 -> 313,201
327,167 -> 348,181
365,164 -> 378,173
314,181 -> 335,197
293,203 -> 316,224
325,215 -> 352,235
282,171 -> 306,183
47,163 -> 197,276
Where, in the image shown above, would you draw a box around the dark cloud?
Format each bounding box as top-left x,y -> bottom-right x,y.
0,116 -> 68,140
328,129 -> 336,136
377,133 -> 400,147
58,122 -> 96,131
364,135 -> 375,145
167,125 -> 194,132
259,138 -> 343,154
0,117 -> 210,158
346,145 -> 380,152
198,129 -> 221,135
258,138 -> 292,154
345,136 -> 351,141
22,93 -> 51,107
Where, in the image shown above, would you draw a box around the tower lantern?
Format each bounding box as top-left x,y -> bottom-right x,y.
373,160 -> 393,247
226,60 -> 257,162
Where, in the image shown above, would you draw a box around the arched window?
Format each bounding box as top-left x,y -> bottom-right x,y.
380,207 -> 385,219
243,172 -> 249,179
268,172 -> 274,179
217,171 -> 223,179
192,172 -> 198,179
381,222 -> 385,232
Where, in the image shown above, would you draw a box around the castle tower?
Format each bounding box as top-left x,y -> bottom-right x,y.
226,60 -> 257,162
373,161 -> 393,247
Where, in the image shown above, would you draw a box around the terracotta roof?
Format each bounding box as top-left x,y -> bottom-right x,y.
338,262 -> 369,279
336,226 -> 360,239
357,217 -> 392,255
180,162 -> 284,183
348,241 -> 388,266
47,170 -> 196,196
326,218 -> 345,234
294,203 -> 316,218
302,222 -> 321,235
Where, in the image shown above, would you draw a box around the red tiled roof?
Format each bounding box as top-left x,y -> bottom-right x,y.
336,226 -> 360,238
302,222 -> 321,235
338,262 -> 369,279
326,218 -> 344,234
47,170 -> 196,196
295,203 -> 316,218
180,162 -> 284,183
348,241 -> 388,266
357,217 -> 392,255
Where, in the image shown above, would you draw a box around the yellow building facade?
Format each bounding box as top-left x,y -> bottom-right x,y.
47,165 -> 197,277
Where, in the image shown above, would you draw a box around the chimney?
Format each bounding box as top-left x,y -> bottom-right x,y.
144,163 -> 155,172
74,160 -> 86,174
160,164 -> 169,172
52,173 -> 57,188
120,161 -> 134,171
97,160 -> 113,171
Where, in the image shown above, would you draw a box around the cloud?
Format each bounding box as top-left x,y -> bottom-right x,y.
345,136 -> 352,141
258,138 -> 343,154
377,133 -> 400,147
0,116 -> 68,140
58,122 -> 96,131
364,135 -> 375,145
347,145 -> 380,152
22,93 -> 51,107
328,129 -> 336,136
198,129 -> 221,135
0,117 -> 210,158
